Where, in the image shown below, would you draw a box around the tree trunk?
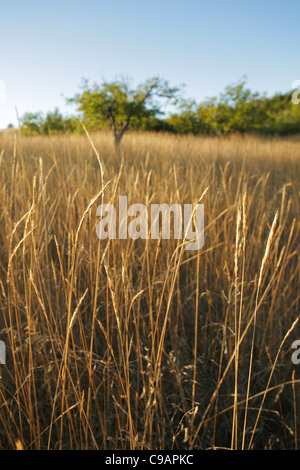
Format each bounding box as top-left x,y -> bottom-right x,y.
113,119 -> 130,156
108,104 -> 131,156
114,133 -> 122,155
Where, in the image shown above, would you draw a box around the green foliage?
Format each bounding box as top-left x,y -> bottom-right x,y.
20,111 -> 45,135
20,108 -> 81,135
19,77 -> 300,138
67,76 -> 182,148
167,78 -> 300,136
167,99 -> 203,134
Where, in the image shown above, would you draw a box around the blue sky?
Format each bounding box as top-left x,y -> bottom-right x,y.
0,0 -> 299,128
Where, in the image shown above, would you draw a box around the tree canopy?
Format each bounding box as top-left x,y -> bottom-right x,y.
18,77 -> 300,140
67,76 -> 182,151
20,107 -> 80,135
167,78 -> 300,135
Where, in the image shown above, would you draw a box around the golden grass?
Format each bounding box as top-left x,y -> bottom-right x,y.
0,130 -> 299,450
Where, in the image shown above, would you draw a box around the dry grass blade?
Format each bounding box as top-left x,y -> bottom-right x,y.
0,131 -> 299,450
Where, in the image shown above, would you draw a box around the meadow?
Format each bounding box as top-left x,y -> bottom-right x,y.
0,130 -> 299,450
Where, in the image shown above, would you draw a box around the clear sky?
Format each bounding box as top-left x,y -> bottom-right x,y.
1,0 -> 299,128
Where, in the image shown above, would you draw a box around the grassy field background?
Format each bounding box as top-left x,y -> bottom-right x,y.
0,130 -> 299,449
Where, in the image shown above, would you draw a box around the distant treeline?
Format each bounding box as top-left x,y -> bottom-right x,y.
18,78 -> 300,137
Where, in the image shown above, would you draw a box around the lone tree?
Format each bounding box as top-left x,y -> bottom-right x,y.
68,76 -> 183,152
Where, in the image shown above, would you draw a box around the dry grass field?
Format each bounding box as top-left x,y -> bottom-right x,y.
0,130 -> 299,449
